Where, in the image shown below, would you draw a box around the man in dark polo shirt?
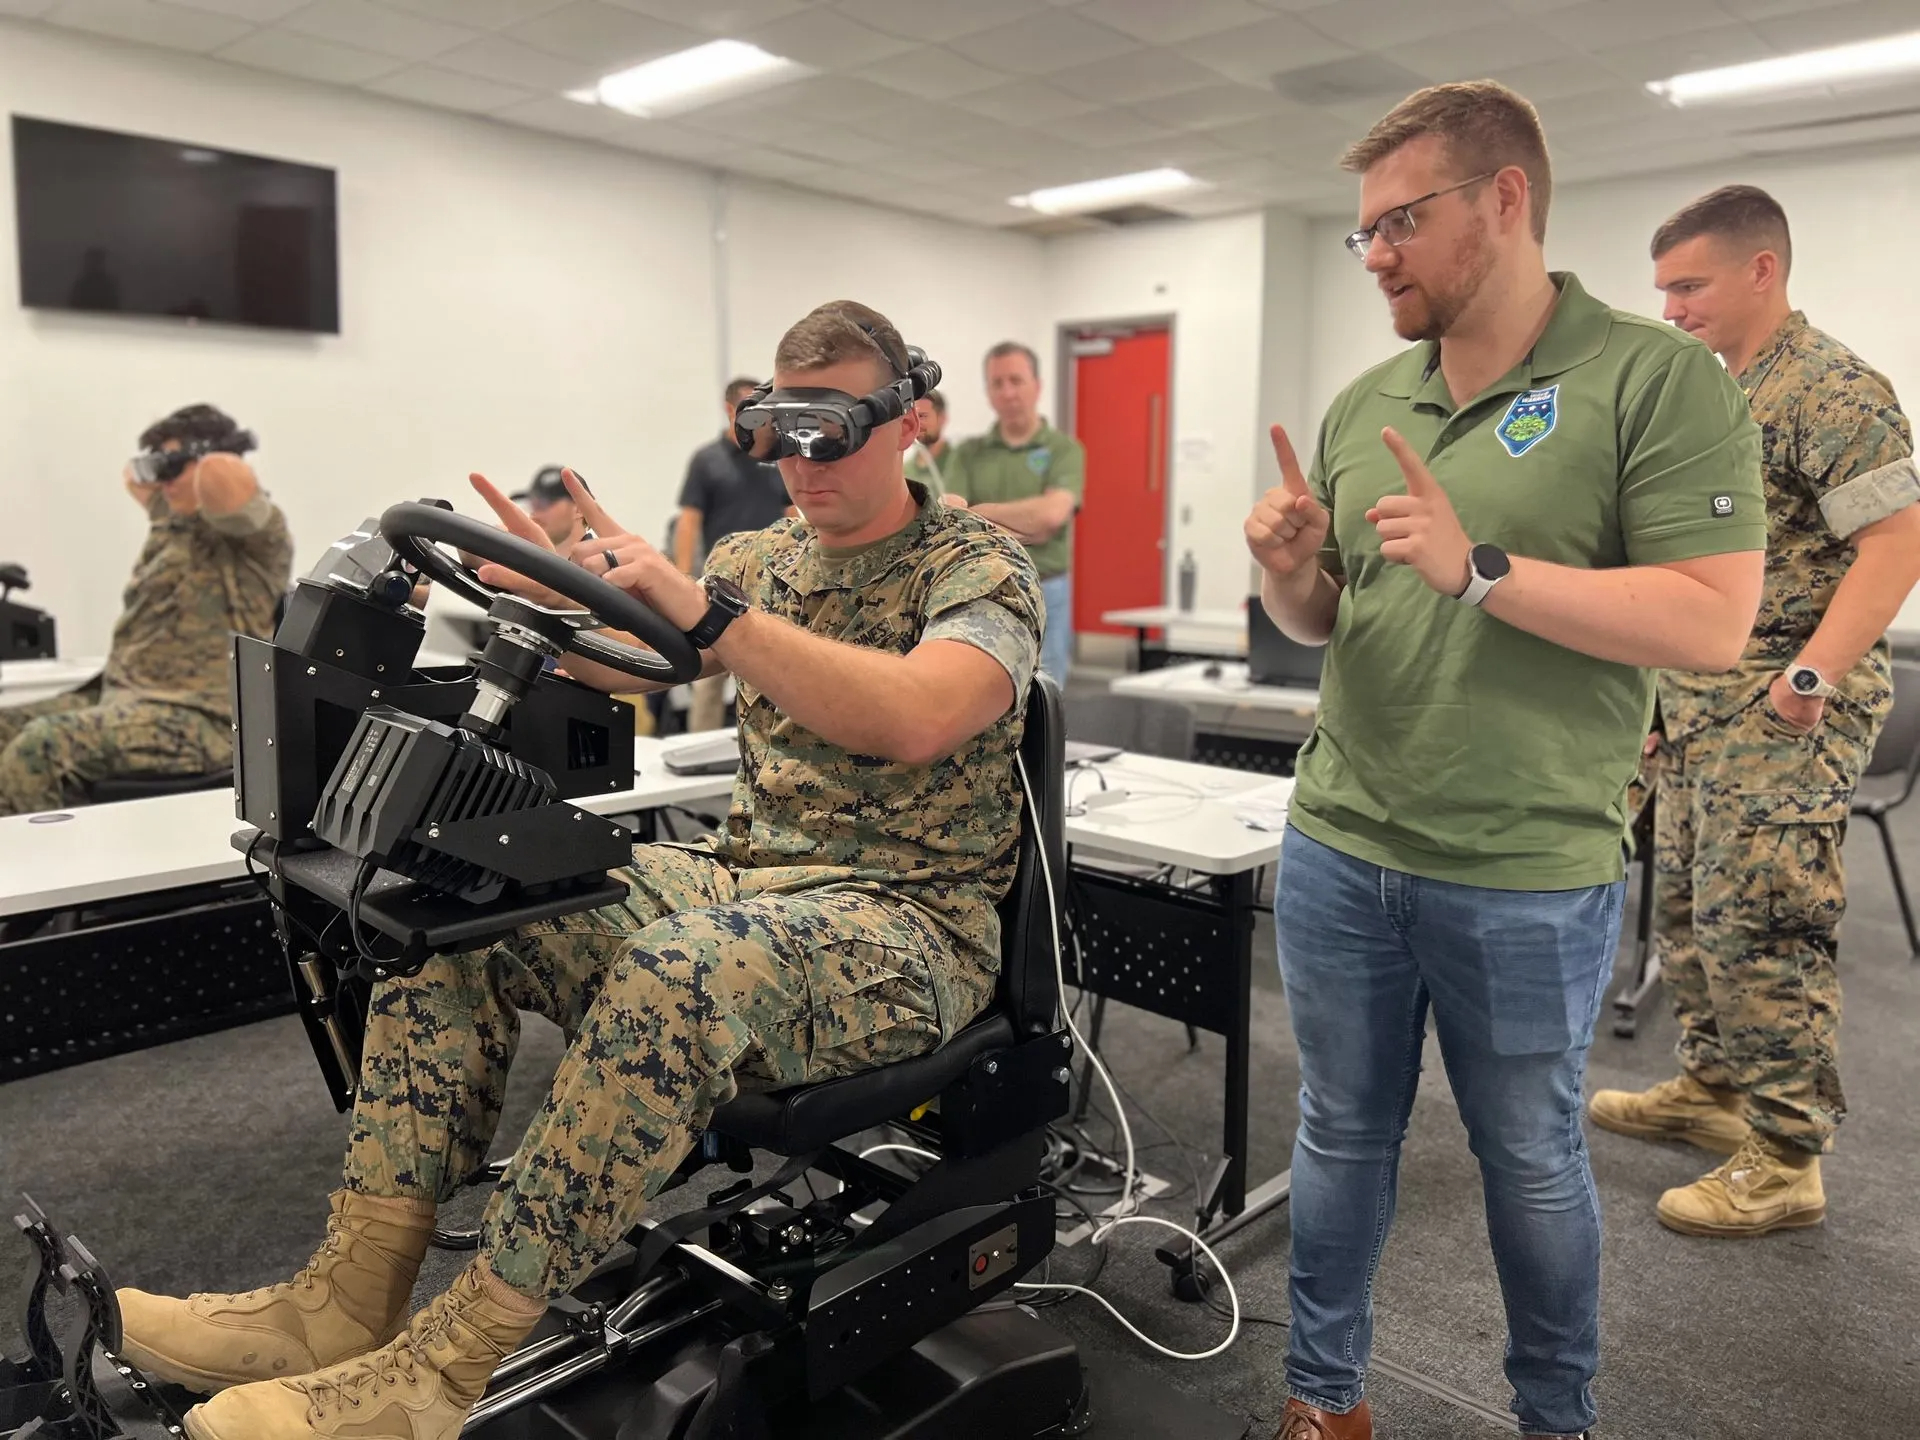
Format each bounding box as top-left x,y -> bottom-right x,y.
675,375 -> 793,729
1245,83 -> 1765,1440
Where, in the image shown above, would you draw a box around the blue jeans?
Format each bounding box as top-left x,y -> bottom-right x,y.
1274,826 -> 1622,1438
1039,572 -> 1072,685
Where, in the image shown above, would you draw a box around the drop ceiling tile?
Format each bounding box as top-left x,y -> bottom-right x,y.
1536,0 -> 1751,49
1174,14 -> 1355,85
603,0 -> 811,36
1717,0 -> 1856,17
948,80 -> 1100,125
45,0 -> 254,51
0,1 -> 59,15
1751,0 -> 1920,51
1044,48 -> 1227,103
173,0 -> 303,19
1381,18 -> 1568,79
919,114 -> 1050,163
363,62 -> 535,110
1549,112 -> 1724,156
434,33 -> 599,89
216,26 -> 403,80
710,146 -> 836,183
828,0 -> 1048,43
855,46 -> 1009,100
382,0 -> 570,28
1553,137 -> 1743,183
1592,26 -> 1777,84
1069,0 -> 1271,45
600,117 -> 739,162
741,7 -> 916,68
1202,105 -> 1360,157
1166,185 -> 1267,217
1299,0 -> 1513,50
280,0 -> 480,60
1530,85 -> 1672,133
1485,56 -> 1623,103
503,2 -> 698,65
1034,105 -> 1177,147
1130,83 -> 1291,131
774,120 -> 891,164
490,93 -> 626,137
734,75 -> 910,123
864,150 -> 989,184
945,10 -> 1140,76
841,97 -> 1004,147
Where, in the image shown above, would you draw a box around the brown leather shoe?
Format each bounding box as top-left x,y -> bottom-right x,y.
1276,1396 -> 1372,1439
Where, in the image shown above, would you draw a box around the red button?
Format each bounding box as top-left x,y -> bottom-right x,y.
973,1254 -> 989,1274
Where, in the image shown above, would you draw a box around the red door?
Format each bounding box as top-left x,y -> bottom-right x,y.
1071,327 -> 1170,635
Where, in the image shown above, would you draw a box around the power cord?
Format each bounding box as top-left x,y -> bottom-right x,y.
1013,751 -> 1242,1363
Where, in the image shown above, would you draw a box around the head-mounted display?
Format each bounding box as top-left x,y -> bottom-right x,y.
733,345 -> 941,464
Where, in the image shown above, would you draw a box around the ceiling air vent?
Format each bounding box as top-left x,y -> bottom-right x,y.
1272,56 -> 1430,107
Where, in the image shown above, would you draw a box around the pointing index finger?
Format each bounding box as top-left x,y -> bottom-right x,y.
563,468 -> 627,538
1271,424 -> 1310,498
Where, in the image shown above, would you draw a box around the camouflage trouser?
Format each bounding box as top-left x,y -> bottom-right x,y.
1653,692 -> 1878,1154
343,844 -> 991,1299
0,689 -> 231,817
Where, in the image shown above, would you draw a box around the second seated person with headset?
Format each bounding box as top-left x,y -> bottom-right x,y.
0,403 -> 293,816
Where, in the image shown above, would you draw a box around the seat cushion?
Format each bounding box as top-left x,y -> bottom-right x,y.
709,1013 -> 1015,1155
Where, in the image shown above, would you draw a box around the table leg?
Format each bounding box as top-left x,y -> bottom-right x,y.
1219,866 -> 1255,1216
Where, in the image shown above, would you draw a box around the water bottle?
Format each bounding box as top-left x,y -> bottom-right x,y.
1177,550 -> 1197,612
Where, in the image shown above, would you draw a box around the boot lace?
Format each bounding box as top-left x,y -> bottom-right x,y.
302,1295 -> 459,1420
1716,1133 -> 1774,1191
228,1211 -> 348,1304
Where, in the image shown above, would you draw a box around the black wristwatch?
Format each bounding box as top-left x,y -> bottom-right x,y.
685,575 -> 750,649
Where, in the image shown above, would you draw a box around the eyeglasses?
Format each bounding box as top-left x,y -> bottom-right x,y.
1344,173 -> 1495,260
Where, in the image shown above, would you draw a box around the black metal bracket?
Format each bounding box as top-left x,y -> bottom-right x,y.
3,1200 -> 185,1440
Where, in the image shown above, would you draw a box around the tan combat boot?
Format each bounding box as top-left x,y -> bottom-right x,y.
1656,1133 -> 1825,1237
181,1260 -> 544,1440
117,1190 -> 436,1393
1587,1074 -> 1749,1154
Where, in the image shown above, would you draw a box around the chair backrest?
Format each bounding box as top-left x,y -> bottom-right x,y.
996,674 -> 1066,1037
1868,659 -> 1920,791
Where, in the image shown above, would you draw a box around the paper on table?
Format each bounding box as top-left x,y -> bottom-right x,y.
1232,778 -> 1295,831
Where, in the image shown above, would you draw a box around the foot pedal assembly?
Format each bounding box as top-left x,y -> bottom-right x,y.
1,1197 -> 185,1440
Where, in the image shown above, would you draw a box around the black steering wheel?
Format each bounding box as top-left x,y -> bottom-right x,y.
380,502 -> 703,685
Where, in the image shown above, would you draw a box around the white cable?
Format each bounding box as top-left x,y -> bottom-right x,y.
858,1143 -> 940,1164
1016,1215 -> 1241,1361
1014,748 -> 1241,1363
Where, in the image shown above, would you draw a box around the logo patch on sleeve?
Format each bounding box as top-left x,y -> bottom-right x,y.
1496,386 -> 1559,458
1711,494 -> 1735,516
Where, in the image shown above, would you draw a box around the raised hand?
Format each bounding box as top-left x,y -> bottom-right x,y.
1245,425 -> 1329,577
1367,427 -> 1471,597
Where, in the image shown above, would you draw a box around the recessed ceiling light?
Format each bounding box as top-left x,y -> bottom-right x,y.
1010,169 -> 1204,216
1649,28 -> 1920,105
572,39 -> 804,119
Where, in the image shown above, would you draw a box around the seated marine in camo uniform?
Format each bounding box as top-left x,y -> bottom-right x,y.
116,301 -> 1045,1440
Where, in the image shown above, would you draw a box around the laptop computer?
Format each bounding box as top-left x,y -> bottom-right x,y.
1247,598 -> 1325,689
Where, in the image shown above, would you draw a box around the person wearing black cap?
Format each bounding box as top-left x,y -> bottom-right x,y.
512,466 -> 590,553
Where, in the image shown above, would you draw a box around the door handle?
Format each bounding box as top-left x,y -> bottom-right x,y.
1147,394 -> 1164,495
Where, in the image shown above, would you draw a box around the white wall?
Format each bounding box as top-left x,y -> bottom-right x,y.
1302,142 -> 1920,628
724,182 -> 1043,446
1037,212 -> 1269,613
0,20 -> 1045,659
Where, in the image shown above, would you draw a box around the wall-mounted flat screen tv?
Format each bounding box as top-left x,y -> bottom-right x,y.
12,115 -> 339,334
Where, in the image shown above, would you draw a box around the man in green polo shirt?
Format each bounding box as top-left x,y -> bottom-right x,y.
942,341 -> 1085,682
1244,83 -> 1764,1440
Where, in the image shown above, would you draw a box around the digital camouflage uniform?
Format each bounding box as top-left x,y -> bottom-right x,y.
1654,312 -> 1918,1154
343,484 -> 1044,1299
0,491 -> 293,816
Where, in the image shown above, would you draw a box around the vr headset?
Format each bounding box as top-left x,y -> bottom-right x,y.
733,337 -> 941,464
129,426 -> 258,485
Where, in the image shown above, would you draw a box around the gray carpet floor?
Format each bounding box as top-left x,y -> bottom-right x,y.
5,683 -> 1919,1438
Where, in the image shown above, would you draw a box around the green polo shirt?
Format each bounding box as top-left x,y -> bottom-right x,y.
941,420 -> 1085,578
1290,272 -> 1766,890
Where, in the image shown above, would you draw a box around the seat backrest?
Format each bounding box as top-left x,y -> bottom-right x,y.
996,674 -> 1066,1037
1868,659 -> 1920,788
